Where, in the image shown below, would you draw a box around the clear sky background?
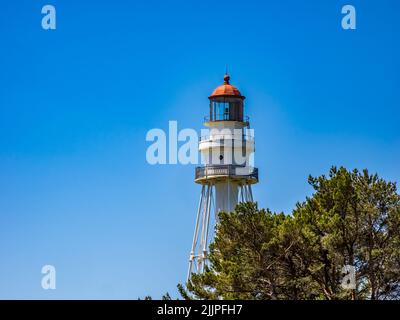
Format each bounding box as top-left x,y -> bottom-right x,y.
0,0 -> 399,299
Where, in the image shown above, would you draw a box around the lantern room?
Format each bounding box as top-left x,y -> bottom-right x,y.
208,74 -> 245,122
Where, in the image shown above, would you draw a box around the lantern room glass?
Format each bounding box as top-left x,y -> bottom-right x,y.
209,97 -> 244,122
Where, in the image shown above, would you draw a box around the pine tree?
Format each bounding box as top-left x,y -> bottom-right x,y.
179,167 -> 400,300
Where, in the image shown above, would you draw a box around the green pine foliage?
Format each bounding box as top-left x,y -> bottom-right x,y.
179,167 -> 400,300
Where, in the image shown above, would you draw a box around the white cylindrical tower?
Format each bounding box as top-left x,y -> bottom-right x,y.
187,74 -> 258,280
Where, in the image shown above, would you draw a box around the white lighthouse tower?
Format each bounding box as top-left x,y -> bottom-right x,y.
187,74 -> 258,280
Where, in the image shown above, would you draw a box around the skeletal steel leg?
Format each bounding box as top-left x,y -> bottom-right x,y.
188,183 -> 214,281
198,185 -> 209,272
188,182 -> 253,282
201,184 -> 212,272
248,185 -> 254,202
187,185 -> 205,281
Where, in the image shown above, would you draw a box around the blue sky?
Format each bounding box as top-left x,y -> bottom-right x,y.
0,0 -> 399,299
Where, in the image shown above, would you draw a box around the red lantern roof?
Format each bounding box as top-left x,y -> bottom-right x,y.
209,74 -> 245,99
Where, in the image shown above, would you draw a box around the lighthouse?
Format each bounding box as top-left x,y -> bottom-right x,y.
187,74 -> 259,280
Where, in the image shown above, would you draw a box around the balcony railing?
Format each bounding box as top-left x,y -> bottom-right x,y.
195,165 -> 258,182
204,115 -> 249,123
199,133 -> 254,142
